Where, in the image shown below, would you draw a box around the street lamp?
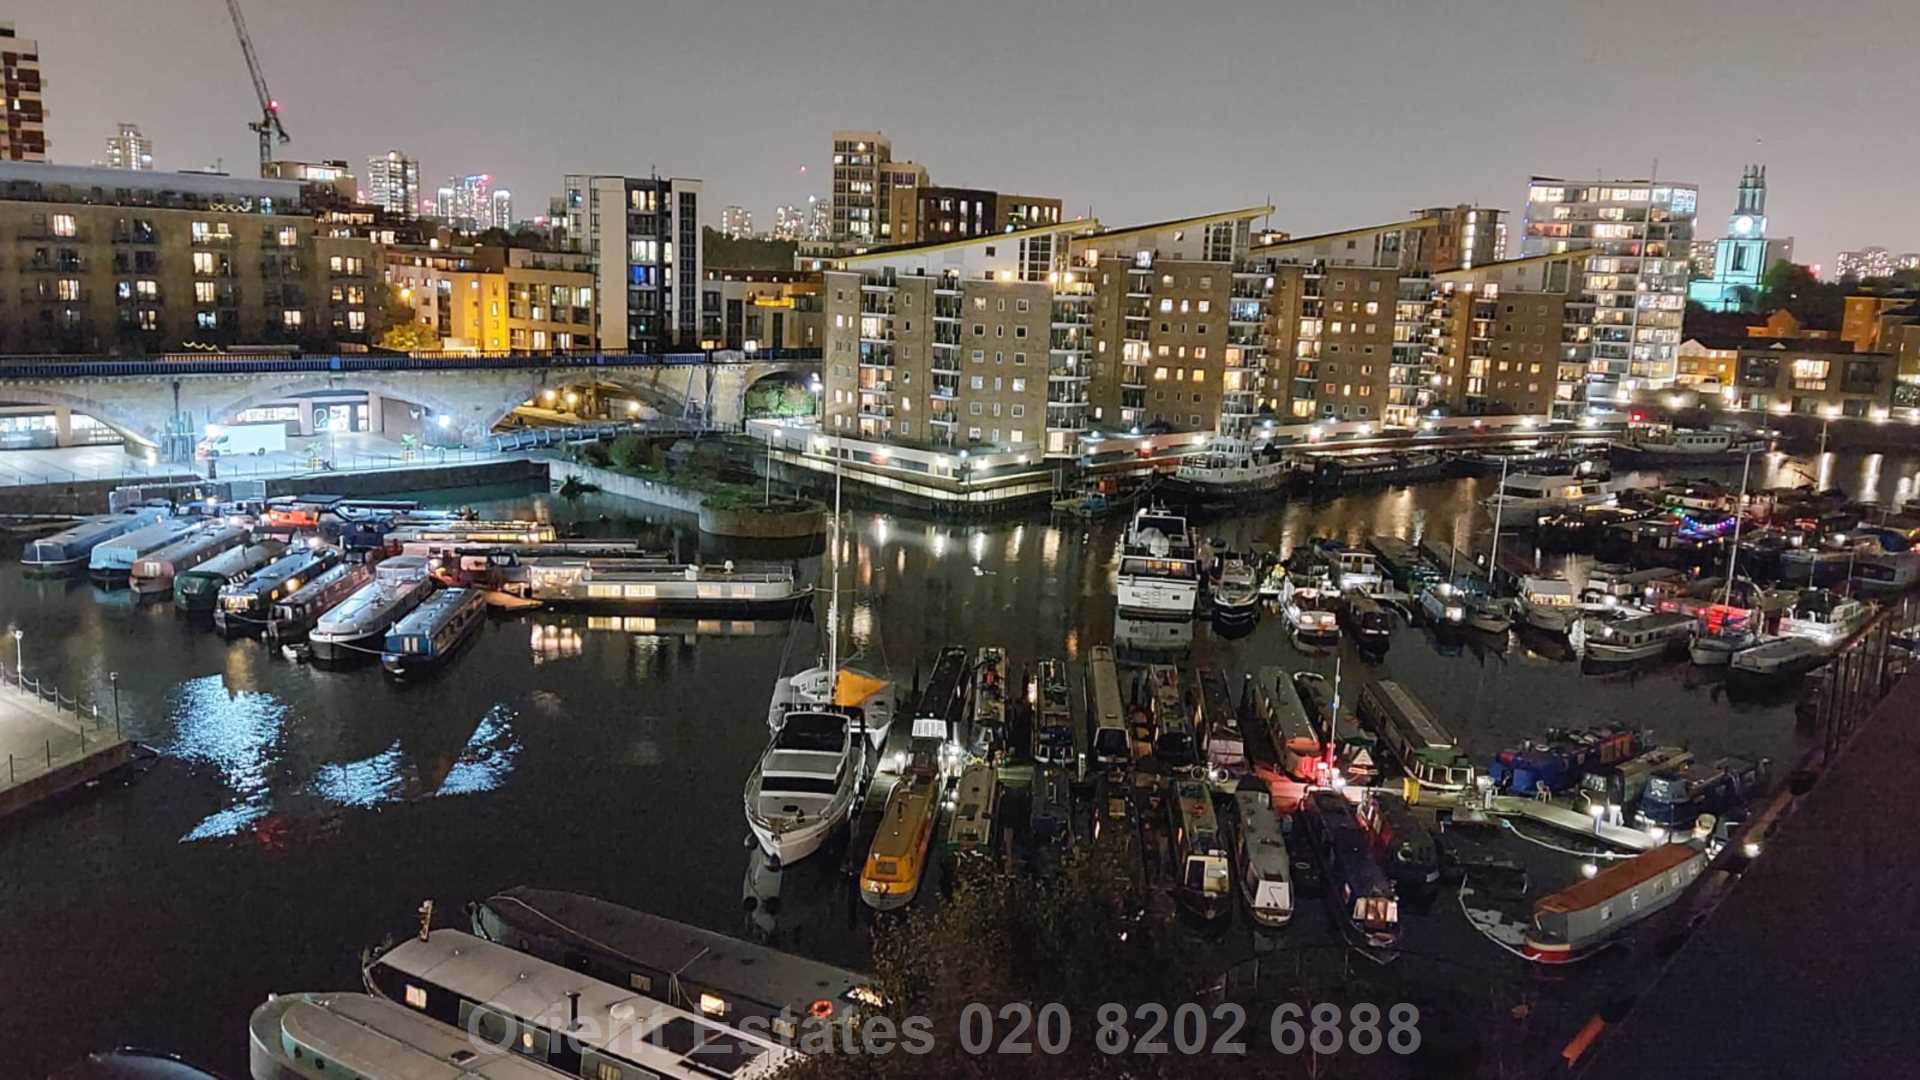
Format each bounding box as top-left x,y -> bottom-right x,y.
109,671 -> 120,734
11,628 -> 21,677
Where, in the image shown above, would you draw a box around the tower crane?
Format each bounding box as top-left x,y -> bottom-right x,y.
225,0 -> 288,174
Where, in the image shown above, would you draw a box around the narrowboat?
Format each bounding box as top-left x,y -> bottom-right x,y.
1357,680 -> 1475,792
213,547 -> 341,635
173,538 -> 286,613
307,556 -> 435,662
1728,635 -> 1828,680
469,886 -> 875,1041
1634,756 -> 1771,834
971,646 -> 1012,756
86,518 -> 201,583
860,719 -> 947,911
250,991 -> 562,1080
1309,452 -> 1403,488
380,586 -> 486,678
1195,664 -> 1244,777
1522,843 -> 1707,963
266,561 -> 375,641
1515,576 -> 1581,633
1144,664 -> 1197,766
1251,665 -> 1322,783
1084,645 -> 1130,773
947,761 -> 999,860
21,507 -> 168,574
1030,658 -> 1079,770
1357,790 -> 1441,894
128,524 -> 249,597
1168,777 -> 1231,919
362,929 -> 800,1078
379,518 -> 558,546
1340,588 -> 1393,651
1292,670 -> 1375,784
1365,535 -> 1443,593
1299,789 -> 1400,950
1028,766 -> 1077,868
1579,745 -> 1693,810
1234,788 -> 1294,930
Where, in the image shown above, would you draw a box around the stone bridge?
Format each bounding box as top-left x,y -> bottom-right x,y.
0,352 -> 818,458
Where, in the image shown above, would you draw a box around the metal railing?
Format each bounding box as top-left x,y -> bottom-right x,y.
0,347 -> 823,381
0,662 -> 123,792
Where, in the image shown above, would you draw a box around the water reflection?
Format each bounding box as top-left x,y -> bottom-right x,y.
171,675 -> 285,842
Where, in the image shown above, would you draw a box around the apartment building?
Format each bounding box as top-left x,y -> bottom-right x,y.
366,151 -> 420,219
0,162 -> 376,355
1254,217 -> 1448,426
829,131 -> 928,244
1064,208 -> 1274,438
1521,177 -> 1698,411
886,185 -> 1065,245
1731,338 -> 1893,418
822,221 -> 1090,454
1425,252 -> 1581,417
385,244 -> 593,352
700,269 -> 821,352
104,124 -> 153,171
1840,291 -> 1920,351
558,174 -> 704,352
0,24 -> 47,162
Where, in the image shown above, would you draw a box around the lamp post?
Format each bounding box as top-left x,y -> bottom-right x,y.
109,671 -> 120,734
11,628 -> 21,678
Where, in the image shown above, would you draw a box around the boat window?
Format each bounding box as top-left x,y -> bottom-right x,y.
405,984 -> 427,1008
1599,904 -> 1612,922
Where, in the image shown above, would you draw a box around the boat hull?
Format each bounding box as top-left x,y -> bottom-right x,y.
308,629 -> 383,663
1689,638 -> 1739,666
21,555 -> 88,576
749,813 -> 839,867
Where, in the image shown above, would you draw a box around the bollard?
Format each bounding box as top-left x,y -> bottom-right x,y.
46,738 -> 53,768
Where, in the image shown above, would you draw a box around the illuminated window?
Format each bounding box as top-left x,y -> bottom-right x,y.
405,985 -> 428,1009
51,214 -> 76,237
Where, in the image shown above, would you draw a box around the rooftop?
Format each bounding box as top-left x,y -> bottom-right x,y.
1250,216 -> 1436,253
832,217 -> 1095,265
0,162 -> 307,209
1076,205 -> 1274,245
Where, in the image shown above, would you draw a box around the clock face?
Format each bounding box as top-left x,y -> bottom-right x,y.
1733,215 -> 1754,235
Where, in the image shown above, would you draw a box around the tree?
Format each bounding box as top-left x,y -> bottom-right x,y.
781,847 -> 1218,1079
1753,262 -> 1845,329
373,281 -> 438,351
607,433 -> 649,471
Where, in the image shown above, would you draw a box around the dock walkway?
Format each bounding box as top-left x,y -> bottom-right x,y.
0,668 -> 131,820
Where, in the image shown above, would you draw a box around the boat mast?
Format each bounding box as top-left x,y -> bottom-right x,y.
1328,654 -> 1341,779
1721,449 -> 1752,609
1486,455 -> 1508,595
827,437 -> 841,698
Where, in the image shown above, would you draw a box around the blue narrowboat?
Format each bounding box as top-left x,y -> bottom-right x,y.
21,507 -> 169,574
381,587 -> 487,678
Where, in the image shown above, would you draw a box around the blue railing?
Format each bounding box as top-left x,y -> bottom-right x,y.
0,347 -> 822,381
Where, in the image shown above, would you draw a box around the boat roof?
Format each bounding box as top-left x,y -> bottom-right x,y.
1234,791 -> 1292,876
188,540 -> 280,577
260,992 -> 553,1080
478,887 -> 870,1020
392,587 -> 477,632
373,930 -> 797,1078
1535,843 -> 1701,915
868,773 -> 939,861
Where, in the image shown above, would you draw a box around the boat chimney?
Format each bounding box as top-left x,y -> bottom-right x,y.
567,990 -> 581,1031
416,900 -> 434,942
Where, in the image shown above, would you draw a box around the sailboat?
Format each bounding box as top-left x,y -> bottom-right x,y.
745,439 -> 898,867
1691,450 -> 1755,667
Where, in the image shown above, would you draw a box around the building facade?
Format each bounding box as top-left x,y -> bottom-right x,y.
701,269 -> 821,352
822,221 -> 1089,454
886,185 -> 1065,246
1425,252 -> 1579,417
104,124 -> 153,171
829,131 -> 929,244
0,24 -> 46,162
434,174 -> 510,231
1687,165 -> 1794,313
0,162 -> 376,355
365,151 -> 420,219
385,244 -> 593,353
1731,338 -> 1893,418
1066,209 -> 1276,438
720,205 -> 752,239
1521,176 -> 1698,412
558,173 -> 704,352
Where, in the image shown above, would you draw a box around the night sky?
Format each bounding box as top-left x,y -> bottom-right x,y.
22,0 -> 1918,266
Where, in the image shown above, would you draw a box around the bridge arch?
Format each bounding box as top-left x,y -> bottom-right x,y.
0,385 -> 162,448
199,376 -> 469,441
